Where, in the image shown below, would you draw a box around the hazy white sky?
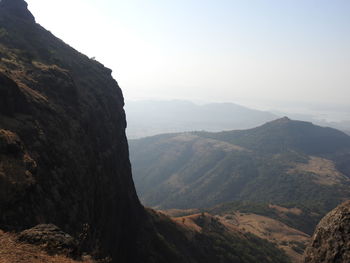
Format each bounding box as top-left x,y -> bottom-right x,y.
25,0 -> 350,110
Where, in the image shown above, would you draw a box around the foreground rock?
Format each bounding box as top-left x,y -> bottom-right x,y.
18,224 -> 78,257
304,200 -> 350,262
0,229 -> 94,263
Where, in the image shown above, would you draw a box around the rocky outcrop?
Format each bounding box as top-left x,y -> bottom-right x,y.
304,200 -> 350,263
18,224 -> 78,257
0,0 -> 35,22
0,229 -> 93,263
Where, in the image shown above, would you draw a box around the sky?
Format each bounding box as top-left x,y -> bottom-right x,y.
25,0 -> 350,118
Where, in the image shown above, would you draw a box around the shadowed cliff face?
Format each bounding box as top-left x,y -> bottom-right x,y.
0,0 -> 145,261
0,0 -> 35,22
304,200 -> 350,263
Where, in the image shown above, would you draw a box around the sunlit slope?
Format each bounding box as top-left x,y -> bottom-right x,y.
149,210 -> 291,263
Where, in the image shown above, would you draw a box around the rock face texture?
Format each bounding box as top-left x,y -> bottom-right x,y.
0,0 -> 35,22
304,200 -> 350,263
0,0 -> 145,261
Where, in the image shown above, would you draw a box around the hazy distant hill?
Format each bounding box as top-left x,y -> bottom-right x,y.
130,118 -> 350,226
271,110 -> 350,137
125,100 -> 278,138
199,117 -> 350,155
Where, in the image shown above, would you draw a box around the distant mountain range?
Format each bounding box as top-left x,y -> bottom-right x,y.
130,118 -> 350,234
125,100 -> 279,138
125,100 -> 350,139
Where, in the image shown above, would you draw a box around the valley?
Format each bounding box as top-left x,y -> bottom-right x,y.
130,118 -> 350,262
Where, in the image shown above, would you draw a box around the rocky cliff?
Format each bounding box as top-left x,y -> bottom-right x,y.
0,0 -> 146,261
304,200 -> 350,263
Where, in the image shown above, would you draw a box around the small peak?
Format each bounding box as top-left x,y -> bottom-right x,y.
0,0 -> 35,22
268,116 -> 291,125
280,116 -> 291,122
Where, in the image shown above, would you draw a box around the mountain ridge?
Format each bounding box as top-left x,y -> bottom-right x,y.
130,118 -> 350,231
196,117 -> 350,155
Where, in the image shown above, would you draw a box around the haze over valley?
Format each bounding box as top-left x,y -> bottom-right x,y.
1,0 -> 350,263
125,100 -> 350,139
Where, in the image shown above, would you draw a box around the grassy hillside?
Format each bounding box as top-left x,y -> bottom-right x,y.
206,201 -> 321,235
146,210 -> 291,263
161,205 -> 312,262
130,118 -> 350,233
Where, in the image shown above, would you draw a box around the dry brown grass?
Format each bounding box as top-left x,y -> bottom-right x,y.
269,204 -> 303,216
173,213 -> 205,232
170,134 -> 248,152
0,230 -> 94,263
159,208 -> 200,217
218,212 -> 310,263
288,156 -> 348,186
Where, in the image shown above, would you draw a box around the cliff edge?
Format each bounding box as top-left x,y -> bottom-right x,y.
0,0 -> 145,261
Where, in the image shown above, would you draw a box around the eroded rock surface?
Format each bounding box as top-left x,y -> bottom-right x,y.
304,200 -> 350,263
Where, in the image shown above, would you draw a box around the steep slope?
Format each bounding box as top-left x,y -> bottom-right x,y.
130,118 -> 350,231
304,200 -> 350,263
125,100 -> 278,138
0,1 -> 292,262
0,0 -> 146,261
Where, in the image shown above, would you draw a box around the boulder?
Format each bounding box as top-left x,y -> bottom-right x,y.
304,200 -> 350,262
